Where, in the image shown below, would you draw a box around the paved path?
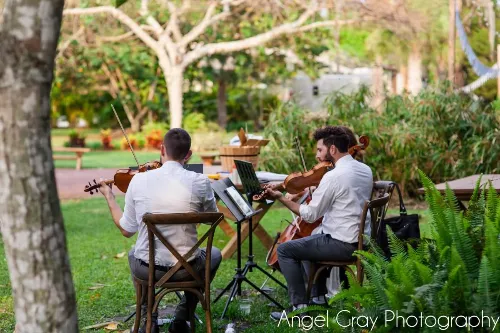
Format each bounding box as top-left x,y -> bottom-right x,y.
56,165 -> 224,200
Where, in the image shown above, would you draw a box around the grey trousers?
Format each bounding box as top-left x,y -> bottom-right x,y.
129,247 -> 222,321
277,234 -> 356,305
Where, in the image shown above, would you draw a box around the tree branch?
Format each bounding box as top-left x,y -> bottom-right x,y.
56,26 -> 85,59
101,62 -> 120,99
297,18 -> 369,32
182,0 -> 320,67
97,31 -> 136,43
178,2 -> 231,49
63,6 -> 160,53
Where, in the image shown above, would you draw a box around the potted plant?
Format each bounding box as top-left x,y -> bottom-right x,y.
100,128 -> 113,150
146,129 -> 163,150
68,130 -> 86,147
141,122 -> 168,150
121,134 -> 138,150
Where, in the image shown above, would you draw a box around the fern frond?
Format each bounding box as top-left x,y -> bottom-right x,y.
418,170 -> 452,249
486,182 -> 498,223
387,227 -> 408,260
444,183 -> 461,213
466,175 -> 486,230
475,256 -> 498,317
449,211 -> 479,280
361,257 -> 390,309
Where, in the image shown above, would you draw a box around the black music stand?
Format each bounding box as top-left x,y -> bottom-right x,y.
212,178 -> 284,319
234,160 -> 288,288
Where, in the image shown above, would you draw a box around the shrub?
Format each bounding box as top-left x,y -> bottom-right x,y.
141,122 -> 168,150
261,88 -> 500,196
87,142 -> 102,150
121,134 -> 139,150
183,112 -> 208,133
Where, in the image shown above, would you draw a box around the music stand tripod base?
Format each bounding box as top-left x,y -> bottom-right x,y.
212,209 -> 286,319
212,166 -> 287,319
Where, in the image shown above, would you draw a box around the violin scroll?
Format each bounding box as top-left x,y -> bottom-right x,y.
348,135 -> 370,156
84,179 -> 114,195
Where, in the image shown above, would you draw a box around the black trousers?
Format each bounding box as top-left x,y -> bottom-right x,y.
277,234 -> 356,305
129,247 -> 222,321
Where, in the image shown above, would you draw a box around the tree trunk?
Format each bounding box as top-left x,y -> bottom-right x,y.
396,64 -> 408,94
371,55 -> 385,113
408,44 -> 423,95
217,78 -> 228,129
165,67 -> 184,129
0,0 -> 78,332
130,118 -> 141,132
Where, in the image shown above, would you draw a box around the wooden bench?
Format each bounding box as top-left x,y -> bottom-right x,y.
53,147 -> 90,170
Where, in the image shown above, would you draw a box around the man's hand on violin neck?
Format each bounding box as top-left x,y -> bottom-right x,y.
99,179 -> 114,199
263,187 -> 283,200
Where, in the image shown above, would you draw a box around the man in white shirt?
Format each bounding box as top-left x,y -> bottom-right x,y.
99,128 -> 220,333
259,126 -> 373,320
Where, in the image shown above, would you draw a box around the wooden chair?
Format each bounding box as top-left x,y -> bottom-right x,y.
305,194 -> 390,299
371,181 -> 397,233
132,212 -> 224,333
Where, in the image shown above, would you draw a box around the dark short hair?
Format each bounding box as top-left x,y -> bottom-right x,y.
313,126 -> 356,154
163,128 -> 191,160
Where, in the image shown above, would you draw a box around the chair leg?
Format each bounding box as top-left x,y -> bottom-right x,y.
205,295 -> 212,333
146,285 -> 154,333
358,264 -> 364,286
190,310 -> 196,333
306,263 -> 317,301
133,281 -> 142,333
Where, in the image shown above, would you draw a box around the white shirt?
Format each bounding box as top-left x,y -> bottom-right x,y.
119,161 -> 217,266
299,155 -> 373,244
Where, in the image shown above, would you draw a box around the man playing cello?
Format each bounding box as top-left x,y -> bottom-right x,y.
258,126 -> 373,320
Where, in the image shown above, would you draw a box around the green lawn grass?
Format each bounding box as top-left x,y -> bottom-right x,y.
0,199 -> 429,332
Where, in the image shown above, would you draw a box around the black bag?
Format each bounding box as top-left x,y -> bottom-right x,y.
376,182 -> 420,258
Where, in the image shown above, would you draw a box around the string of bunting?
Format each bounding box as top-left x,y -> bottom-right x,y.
455,10 -> 499,92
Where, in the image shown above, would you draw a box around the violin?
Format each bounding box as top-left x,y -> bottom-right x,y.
84,160 -> 162,194
254,135 -> 370,200
261,135 -> 370,271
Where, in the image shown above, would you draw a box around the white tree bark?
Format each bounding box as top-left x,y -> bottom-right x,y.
407,43 -> 423,95
165,66 -> 184,129
64,1 -> 363,128
0,0 -> 78,332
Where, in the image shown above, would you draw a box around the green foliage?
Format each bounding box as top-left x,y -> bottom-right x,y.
261,88 -> 500,196
259,102 -> 325,173
140,121 -> 168,134
183,113 -> 208,133
323,173 -> 500,332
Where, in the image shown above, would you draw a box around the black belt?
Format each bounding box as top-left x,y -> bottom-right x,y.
139,259 -> 172,272
325,233 -> 359,247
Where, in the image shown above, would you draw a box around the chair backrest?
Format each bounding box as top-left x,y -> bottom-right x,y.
142,212 -> 224,289
371,181 -> 396,234
358,194 -> 390,251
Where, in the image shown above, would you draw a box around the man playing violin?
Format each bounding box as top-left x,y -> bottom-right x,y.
259,126 -> 373,320
98,128 -> 221,333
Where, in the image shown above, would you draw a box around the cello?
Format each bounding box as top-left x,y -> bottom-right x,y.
263,135 -> 370,271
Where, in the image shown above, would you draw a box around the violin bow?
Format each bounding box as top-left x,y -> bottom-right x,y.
111,104 -> 140,168
294,137 -> 313,199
